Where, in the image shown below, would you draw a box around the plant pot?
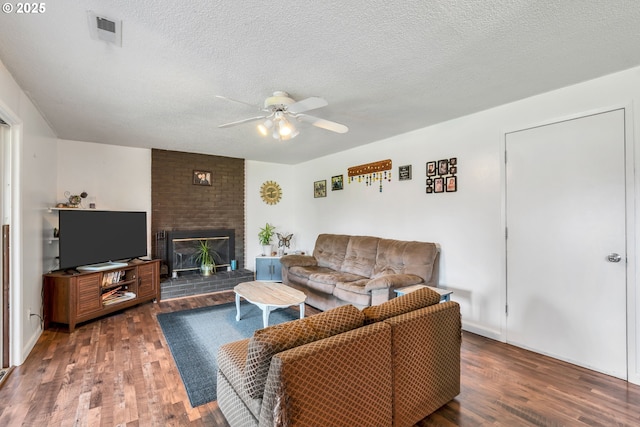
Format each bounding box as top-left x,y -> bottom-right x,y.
261,245 -> 272,256
201,264 -> 214,276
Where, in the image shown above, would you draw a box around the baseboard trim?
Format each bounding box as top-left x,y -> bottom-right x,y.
462,320 -> 503,342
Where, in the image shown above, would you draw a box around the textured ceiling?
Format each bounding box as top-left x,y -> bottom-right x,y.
1,1 -> 640,164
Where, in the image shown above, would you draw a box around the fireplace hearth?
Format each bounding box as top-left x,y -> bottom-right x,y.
160,268 -> 254,299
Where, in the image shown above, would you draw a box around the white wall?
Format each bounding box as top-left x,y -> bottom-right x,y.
0,59 -> 57,364
245,161 -> 296,269
56,139 -> 152,261
287,66 -> 640,384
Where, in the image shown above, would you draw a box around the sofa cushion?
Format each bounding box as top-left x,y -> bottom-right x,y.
289,266 -> 357,284
243,304 -> 364,399
333,286 -> 372,307
335,279 -> 370,295
362,287 -> 441,324
304,303 -> 365,340
372,239 -> 439,283
279,254 -> 317,268
365,273 -> 424,291
341,236 -> 380,277
313,234 -> 351,270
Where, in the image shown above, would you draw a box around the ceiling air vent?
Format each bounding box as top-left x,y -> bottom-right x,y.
87,11 -> 122,46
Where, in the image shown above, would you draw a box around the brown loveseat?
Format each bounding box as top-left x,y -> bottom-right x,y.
217,287 -> 461,427
280,234 -> 440,311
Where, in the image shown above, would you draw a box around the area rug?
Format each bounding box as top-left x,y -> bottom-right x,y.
157,301 -> 299,407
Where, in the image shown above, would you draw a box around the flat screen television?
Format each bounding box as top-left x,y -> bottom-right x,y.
58,210 -> 147,270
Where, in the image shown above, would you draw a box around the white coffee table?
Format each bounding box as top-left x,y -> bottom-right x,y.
234,281 -> 307,328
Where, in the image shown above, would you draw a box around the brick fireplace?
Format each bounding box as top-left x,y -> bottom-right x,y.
151,149 -> 248,298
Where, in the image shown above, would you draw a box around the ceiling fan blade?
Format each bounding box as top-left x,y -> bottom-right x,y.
215,95 -> 262,110
297,114 -> 349,134
287,97 -> 328,115
218,115 -> 267,128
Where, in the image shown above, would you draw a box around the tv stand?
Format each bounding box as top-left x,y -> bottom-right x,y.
44,259 -> 160,331
76,261 -> 129,272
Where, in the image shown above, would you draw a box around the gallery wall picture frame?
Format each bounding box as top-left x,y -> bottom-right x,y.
438,159 -> 449,175
426,161 -> 437,176
331,175 -> 344,191
314,180 -> 327,198
193,170 -> 212,186
398,165 -> 412,181
445,176 -> 457,192
434,177 -> 444,193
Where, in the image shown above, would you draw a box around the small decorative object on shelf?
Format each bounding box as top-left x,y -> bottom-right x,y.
277,232 -> 293,255
348,159 -> 392,192
62,191 -> 89,208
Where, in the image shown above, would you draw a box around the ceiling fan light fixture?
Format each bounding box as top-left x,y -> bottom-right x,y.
257,119 -> 273,136
278,119 -> 293,137
217,91 -> 347,140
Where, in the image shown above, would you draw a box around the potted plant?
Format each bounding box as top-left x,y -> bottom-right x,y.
194,239 -> 217,276
258,223 -> 276,256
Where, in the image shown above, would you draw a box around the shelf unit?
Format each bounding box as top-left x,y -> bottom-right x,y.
43,259 -> 160,331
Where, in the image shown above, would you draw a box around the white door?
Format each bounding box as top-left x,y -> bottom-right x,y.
505,109 -> 627,379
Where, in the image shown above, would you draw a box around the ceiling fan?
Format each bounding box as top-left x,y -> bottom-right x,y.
216,91 -> 349,141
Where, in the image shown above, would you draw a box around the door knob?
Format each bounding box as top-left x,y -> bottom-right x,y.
607,253 -> 622,263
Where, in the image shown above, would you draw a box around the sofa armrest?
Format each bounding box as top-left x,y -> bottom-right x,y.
259,322 -> 393,427
365,273 -> 424,291
279,254 -> 318,268
385,301 -> 461,426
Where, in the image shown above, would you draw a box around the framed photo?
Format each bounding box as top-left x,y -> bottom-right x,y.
449,166 -> 457,174
434,177 -> 444,193
426,161 -> 437,176
193,170 -> 212,186
438,159 -> 449,176
331,175 -> 344,191
314,180 -> 327,198
426,178 -> 433,185
426,186 -> 433,194
398,165 -> 412,181
449,157 -> 457,166
445,176 -> 457,192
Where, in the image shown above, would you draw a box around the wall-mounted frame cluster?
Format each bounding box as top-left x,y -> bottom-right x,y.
426,157 -> 457,193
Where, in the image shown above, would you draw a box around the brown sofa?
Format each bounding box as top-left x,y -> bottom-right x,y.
217,287 -> 461,427
280,234 -> 440,311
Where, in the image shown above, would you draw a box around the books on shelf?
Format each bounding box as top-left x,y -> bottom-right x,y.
102,290 -> 136,306
102,270 -> 125,287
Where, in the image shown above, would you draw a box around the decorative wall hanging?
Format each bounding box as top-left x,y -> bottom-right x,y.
398,165 -> 412,181
426,157 -> 457,193
260,180 -> 282,205
193,170 -> 212,186
331,175 -> 344,191
314,180 -> 327,198
348,159 -> 392,192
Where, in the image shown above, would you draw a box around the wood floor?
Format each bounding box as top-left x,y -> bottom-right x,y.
1,291 -> 639,426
